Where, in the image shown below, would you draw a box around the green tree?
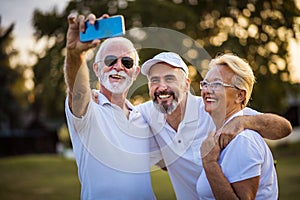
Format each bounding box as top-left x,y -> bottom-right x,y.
31,0 -> 300,128
31,8 -> 68,124
0,22 -> 25,130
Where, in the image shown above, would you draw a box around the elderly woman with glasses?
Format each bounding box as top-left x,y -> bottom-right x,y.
197,54 -> 278,200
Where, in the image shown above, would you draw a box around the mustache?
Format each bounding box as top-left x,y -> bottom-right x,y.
105,69 -> 128,78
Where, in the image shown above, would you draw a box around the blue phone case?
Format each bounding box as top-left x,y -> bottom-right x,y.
79,15 -> 125,42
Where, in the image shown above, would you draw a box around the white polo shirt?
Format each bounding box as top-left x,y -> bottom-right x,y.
138,92 -> 214,200
65,93 -> 156,200
137,92 -> 259,200
197,110 -> 278,200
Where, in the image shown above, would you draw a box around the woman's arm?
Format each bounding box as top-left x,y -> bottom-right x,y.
201,132 -> 259,200
203,161 -> 259,200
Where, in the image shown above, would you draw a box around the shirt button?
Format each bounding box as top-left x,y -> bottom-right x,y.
178,140 -> 182,143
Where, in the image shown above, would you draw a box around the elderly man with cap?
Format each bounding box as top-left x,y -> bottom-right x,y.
137,52 -> 292,200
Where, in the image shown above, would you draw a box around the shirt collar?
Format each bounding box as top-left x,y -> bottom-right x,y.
183,92 -> 200,123
98,92 -> 111,106
97,92 -> 137,113
147,92 -> 200,133
224,109 -> 245,126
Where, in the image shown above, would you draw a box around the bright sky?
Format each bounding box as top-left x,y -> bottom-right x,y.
0,0 -> 69,66
1,0 -> 300,83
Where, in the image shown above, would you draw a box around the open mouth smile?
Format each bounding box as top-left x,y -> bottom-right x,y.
154,91 -> 175,102
158,94 -> 172,99
205,97 -> 217,103
110,74 -> 125,80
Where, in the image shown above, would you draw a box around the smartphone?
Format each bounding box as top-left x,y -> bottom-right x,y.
79,15 -> 125,42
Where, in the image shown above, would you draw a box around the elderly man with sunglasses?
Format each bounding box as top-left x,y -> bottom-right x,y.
64,13 -> 156,199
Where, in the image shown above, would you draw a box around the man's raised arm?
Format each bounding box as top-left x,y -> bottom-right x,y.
64,14 -> 101,117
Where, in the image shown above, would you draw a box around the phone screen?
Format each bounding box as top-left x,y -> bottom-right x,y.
80,15 -> 125,42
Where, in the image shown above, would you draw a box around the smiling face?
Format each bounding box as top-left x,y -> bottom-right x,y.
93,40 -> 139,94
201,64 -> 245,124
148,63 -> 190,114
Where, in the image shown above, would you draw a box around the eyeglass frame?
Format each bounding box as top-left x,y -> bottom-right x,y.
199,80 -> 239,91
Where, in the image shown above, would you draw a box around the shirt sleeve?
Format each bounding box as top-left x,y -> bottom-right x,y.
65,96 -> 93,133
149,135 -> 163,166
220,130 -> 264,183
243,107 -> 262,116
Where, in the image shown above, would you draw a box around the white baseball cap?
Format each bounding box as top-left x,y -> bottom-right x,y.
141,52 -> 189,77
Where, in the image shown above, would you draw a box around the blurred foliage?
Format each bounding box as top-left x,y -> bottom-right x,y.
0,23 -> 28,130
57,124 -> 71,148
19,0 -> 300,128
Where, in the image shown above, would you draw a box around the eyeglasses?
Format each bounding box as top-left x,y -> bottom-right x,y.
103,55 -> 134,69
200,80 -> 237,91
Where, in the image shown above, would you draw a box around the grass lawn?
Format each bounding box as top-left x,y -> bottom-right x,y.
0,155 -> 80,200
272,142 -> 300,200
0,142 -> 299,200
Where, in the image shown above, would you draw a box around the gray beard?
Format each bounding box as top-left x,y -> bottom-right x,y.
99,69 -> 133,94
153,99 -> 178,115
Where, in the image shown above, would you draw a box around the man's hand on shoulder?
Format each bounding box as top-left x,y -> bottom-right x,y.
217,116 -> 244,149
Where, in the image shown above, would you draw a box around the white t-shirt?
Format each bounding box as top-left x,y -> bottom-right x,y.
137,92 -> 260,200
65,93 -> 156,200
196,110 -> 278,200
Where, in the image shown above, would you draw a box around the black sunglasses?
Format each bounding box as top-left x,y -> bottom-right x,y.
104,55 -> 134,69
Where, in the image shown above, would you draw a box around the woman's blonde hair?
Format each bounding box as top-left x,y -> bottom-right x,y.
208,53 -> 256,107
